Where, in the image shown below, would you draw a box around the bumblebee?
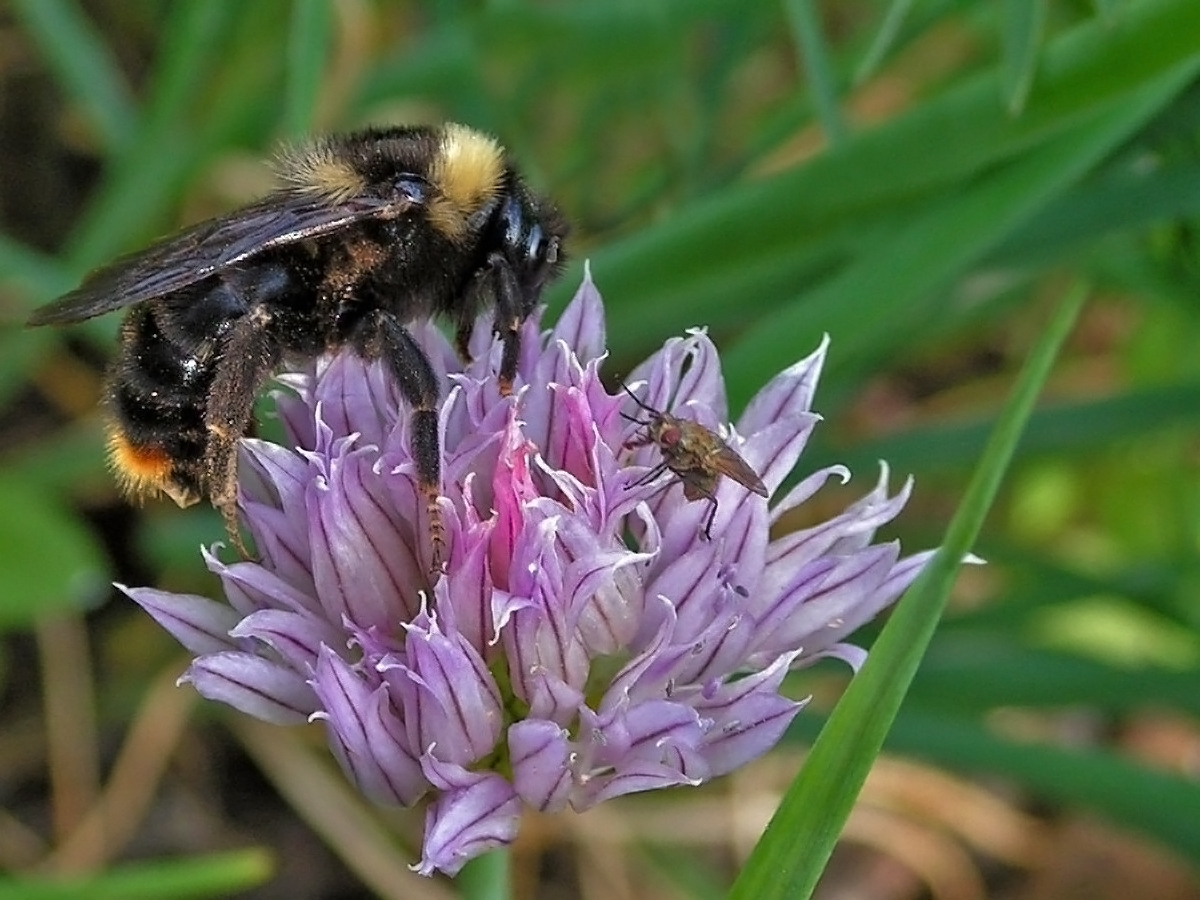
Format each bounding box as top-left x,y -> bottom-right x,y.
29,123 -> 568,562
621,382 -> 768,539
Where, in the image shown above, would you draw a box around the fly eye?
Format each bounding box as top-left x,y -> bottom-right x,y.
658,427 -> 681,446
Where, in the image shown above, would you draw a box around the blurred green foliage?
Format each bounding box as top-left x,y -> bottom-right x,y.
2,0 -> 1199,897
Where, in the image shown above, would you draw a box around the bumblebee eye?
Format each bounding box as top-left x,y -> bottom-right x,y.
395,176 -> 427,204
524,224 -> 544,262
501,195 -> 524,246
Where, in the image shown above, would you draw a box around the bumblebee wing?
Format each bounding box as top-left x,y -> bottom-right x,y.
709,445 -> 769,497
28,192 -> 415,326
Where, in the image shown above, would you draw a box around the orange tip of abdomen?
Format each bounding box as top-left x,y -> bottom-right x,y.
105,427 -> 175,501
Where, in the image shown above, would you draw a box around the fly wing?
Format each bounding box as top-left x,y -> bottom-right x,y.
28,192 -> 416,326
707,444 -> 769,497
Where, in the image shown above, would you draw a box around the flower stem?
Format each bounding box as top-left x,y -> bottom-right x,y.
457,848 -> 511,900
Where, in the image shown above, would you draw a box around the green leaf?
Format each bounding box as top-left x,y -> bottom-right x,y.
855,0 -> 917,84
727,283 -> 1085,899
458,850 -> 511,900
783,0 -> 847,146
0,475 -> 109,628
1002,0 -> 1047,115
571,0 -> 1200,378
1093,0 -> 1121,23
784,707 -> 1200,862
0,849 -> 273,900
284,0 -> 334,138
139,2 -> 243,139
911,639 -> 1200,714
10,0 -> 138,153
0,233 -> 77,304
988,159 -> 1200,267
0,329 -> 51,411
721,71 -> 1188,408
824,380 -> 1200,476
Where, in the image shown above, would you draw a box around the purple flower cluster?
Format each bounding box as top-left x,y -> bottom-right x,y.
123,273 -> 933,876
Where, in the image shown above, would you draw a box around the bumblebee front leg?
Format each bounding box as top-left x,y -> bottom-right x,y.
370,312 -> 446,571
202,307 -> 281,555
454,318 -> 473,364
486,251 -> 523,396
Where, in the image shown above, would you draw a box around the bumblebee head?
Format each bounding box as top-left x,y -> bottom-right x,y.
495,185 -> 569,313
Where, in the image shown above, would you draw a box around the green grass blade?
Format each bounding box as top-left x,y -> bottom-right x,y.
785,707 -> 1200,862
140,2 -> 242,139
855,0 -> 916,84
284,0 -> 335,137
885,710 -> 1200,860
0,235 -> 75,303
1002,0 -> 1047,115
988,159 -> 1200,267
911,641 -> 1200,714
458,849 -> 511,900
0,849 -> 273,900
720,69 -> 1188,408
727,283 -> 1086,900
574,0 -> 1200,358
0,475 -> 108,627
10,0 -> 138,152
1093,0 -> 1121,23
825,380 -> 1200,475
783,0 -> 848,146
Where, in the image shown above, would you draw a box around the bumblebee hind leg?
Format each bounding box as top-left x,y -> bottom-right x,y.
202,307 -> 282,555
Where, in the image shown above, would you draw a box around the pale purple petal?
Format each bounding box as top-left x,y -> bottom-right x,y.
180,652 -> 314,725
738,334 -> 828,433
204,552 -> 322,617
119,585 -> 240,655
740,414 -> 820,495
573,758 -> 702,809
769,464 -> 850,524
386,616 -> 502,766
695,652 -> 807,776
548,263 -> 605,363
508,719 -> 573,811
416,761 -> 521,877
231,608 -> 343,672
310,646 -> 426,805
752,543 -> 899,661
307,443 -> 423,628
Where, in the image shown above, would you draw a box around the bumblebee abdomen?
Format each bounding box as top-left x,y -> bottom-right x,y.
105,304 -> 215,506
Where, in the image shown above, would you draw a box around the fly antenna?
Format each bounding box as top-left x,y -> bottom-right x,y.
616,377 -> 660,416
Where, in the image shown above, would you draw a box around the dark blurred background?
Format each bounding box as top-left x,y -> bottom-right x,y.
1,2 -> 1199,898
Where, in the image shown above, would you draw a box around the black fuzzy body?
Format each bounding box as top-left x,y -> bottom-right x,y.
29,124 -> 568,563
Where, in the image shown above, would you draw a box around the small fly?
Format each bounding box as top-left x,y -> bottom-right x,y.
620,381 -> 768,538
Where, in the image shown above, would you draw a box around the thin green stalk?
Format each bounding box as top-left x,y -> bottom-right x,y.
728,282 -> 1088,900
458,848 -> 511,900
784,0 -> 848,146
